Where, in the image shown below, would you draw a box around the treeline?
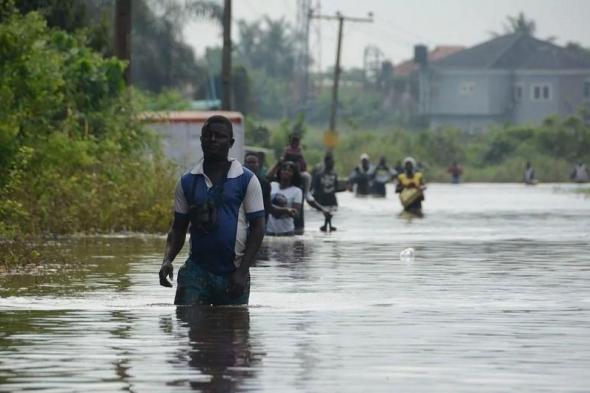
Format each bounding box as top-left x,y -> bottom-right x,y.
0,3 -> 175,238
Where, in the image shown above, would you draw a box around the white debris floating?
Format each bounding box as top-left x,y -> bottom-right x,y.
399,248 -> 415,261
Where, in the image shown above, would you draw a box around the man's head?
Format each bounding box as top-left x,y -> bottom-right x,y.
244,153 -> 260,174
289,134 -> 301,148
276,160 -> 301,187
360,153 -> 370,170
324,152 -> 335,171
403,156 -> 416,173
201,115 -> 234,162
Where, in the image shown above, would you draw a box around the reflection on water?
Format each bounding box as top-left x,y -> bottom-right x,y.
0,184 -> 589,392
171,306 -> 263,392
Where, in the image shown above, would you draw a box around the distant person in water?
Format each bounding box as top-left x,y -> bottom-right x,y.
523,161 -> 537,185
395,156 -> 426,215
282,134 -> 307,173
266,160 -> 302,236
348,153 -> 374,196
447,161 -> 464,184
311,152 -> 339,208
281,133 -> 314,234
570,162 -> 589,183
244,154 -> 272,221
370,156 -> 393,197
311,152 -> 338,231
393,160 -> 404,177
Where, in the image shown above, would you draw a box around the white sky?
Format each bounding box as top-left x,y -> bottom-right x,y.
183,0 -> 590,71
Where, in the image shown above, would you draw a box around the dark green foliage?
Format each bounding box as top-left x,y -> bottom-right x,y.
244,117 -> 271,147
252,112 -> 590,183
0,10 -> 176,237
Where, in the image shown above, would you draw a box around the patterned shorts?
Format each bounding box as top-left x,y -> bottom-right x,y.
174,257 -> 250,306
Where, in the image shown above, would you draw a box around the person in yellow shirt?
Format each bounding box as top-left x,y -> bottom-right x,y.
395,157 -> 426,215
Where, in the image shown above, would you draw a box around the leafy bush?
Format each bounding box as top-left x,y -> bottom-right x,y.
256,112 -> 590,182
0,10 -> 176,237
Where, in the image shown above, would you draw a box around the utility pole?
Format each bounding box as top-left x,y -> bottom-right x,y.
310,11 -> 373,132
221,0 -> 232,110
295,0 -> 312,112
114,0 -> 132,85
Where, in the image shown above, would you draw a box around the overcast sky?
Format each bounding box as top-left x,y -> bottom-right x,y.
183,0 -> 590,71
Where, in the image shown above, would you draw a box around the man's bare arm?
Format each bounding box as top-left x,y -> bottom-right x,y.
159,216 -> 189,287
240,216 -> 265,270
227,216 -> 265,298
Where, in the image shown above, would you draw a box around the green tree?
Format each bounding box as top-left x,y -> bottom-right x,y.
504,12 -> 536,35
1,9 -> 175,236
236,17 -> 296,78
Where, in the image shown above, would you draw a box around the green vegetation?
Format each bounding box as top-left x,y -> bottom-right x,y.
249,112 -> 590,183
0,8 -> 175,241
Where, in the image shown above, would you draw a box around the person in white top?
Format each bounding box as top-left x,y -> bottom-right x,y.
266,161 -> 303,236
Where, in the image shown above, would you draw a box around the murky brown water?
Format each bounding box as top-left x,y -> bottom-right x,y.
1,184 -> 589,392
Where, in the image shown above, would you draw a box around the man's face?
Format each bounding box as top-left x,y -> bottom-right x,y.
201,123 -> 234,161
325,156 -> 334,170
279,164 -> 294,183
245,155 -> 259,173
361,158 -> 369,170
405,162 -> 413,173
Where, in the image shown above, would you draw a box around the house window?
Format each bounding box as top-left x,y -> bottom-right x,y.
530,83 -> 552,101
459,81 -> 475,95
584,80 -> 590,99
513,84 -> 524,100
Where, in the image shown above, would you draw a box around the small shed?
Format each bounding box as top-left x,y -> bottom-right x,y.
140,111 -> 245,172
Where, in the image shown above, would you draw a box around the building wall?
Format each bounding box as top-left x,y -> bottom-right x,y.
426,69 -> 590,130
557,73 -> 590,115
487,73 -> 513,115
511,73 -> 560,124
429,70 -> 492,115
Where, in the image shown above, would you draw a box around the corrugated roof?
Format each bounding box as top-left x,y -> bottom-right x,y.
434,33 -> 590,69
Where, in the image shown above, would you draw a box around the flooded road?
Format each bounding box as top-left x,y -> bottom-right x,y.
1,184 -> 589,392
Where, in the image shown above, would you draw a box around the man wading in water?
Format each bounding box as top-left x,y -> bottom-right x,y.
159,115 -> 266,305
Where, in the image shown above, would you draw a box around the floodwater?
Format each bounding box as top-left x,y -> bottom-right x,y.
1,184 -> 589,392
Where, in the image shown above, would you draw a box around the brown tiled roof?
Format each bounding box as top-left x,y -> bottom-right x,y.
395,46 -> 465,76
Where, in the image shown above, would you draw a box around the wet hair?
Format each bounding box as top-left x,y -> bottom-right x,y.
275,160 -> 302,187
202,115 -> 233,138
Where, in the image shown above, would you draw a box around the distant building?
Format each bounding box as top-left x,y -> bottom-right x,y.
395,46 -> 465,77
419,33 -> 590,132
392,46 -> 464,119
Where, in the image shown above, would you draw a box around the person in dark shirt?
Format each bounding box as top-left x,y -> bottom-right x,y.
370,156 -> 393,197
244,154 -> 272,221
311,152 -> 338,208
348,153 -> 374,196
447,161 -> 464,184
282,134 -> 307,173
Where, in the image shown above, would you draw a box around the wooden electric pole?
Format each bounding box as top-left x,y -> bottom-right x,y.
114,0 -> 132,85
221,0 -> 232,110
310,11 -> 373,132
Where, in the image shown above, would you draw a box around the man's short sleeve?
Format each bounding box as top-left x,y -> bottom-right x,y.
174,179 -> 189,215
244,175 -> 265,221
